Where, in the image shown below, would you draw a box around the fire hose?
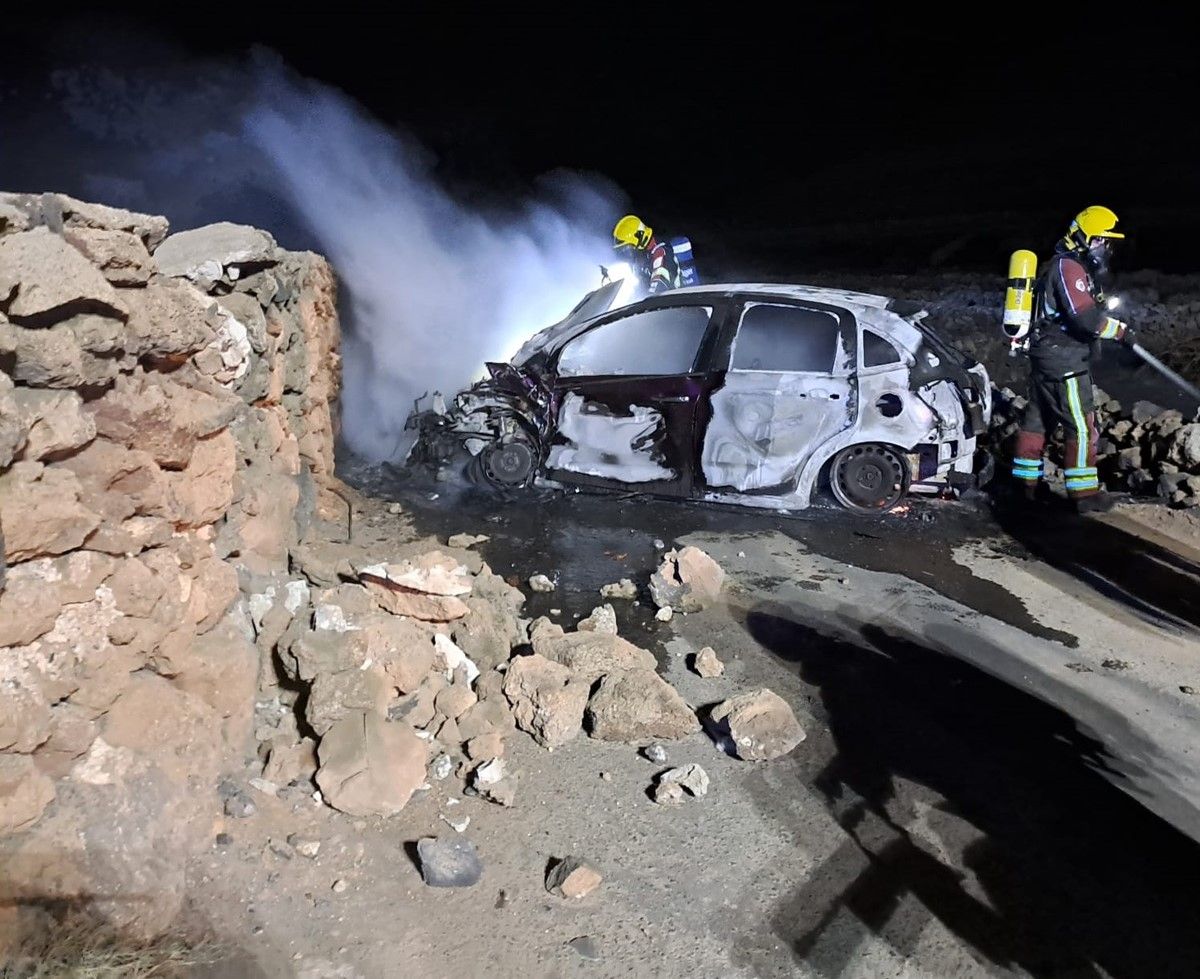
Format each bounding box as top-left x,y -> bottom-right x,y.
1130,342 -> 1200,404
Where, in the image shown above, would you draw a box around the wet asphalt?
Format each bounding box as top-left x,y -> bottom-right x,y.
342,459 -> 1200,977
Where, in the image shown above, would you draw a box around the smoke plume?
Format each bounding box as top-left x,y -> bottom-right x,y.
1,44 -> 624,460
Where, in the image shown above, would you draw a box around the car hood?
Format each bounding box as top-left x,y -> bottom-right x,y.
511,280 -> 624,367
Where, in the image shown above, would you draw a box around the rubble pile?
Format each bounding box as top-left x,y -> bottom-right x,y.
0,191 -> 341,937
262,542 -> 723,818
990,387 -> 1200,507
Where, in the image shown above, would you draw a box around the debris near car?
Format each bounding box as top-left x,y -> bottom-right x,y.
653,763 -> 709,804
404,281 -> 992,514
650,546 -> 725,613
545,857 -> 603,899
711,689 -> 807,761
693,647 -> 725,677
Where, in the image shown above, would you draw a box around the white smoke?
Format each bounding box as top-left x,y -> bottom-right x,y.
244,69 -> 620,459
5,45 -> 625,461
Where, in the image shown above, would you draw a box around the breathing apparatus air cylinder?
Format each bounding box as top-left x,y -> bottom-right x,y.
1003,249 -> 1037,355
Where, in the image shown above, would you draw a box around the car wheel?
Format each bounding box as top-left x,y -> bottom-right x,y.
829,443 -> 909,513
479,438 -> 537,488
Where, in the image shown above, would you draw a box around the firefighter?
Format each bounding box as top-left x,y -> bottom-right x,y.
1012,206 -> 1135,514
611,214 -> 700,295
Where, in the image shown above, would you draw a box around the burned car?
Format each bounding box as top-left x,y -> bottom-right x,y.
407,281 -> 992,513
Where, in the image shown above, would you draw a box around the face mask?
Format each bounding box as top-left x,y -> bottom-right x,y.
1086,238 -> 1112,275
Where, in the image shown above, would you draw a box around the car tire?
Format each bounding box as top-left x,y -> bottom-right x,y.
829,443 -> 909,513
475,437 -> 537,489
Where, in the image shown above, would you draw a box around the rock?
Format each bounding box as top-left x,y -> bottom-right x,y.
289,834 -> 321,858
586,669 -> 700,743
656,763 -> 709,802
359,552 -> 474,597
363,615 -> 437,694
315,711 -> 428,817
0,227 -> 129,326
502,654 -> 589,748
416,837 -> 483,888
545,857 -> 603,899
0,754 -> 56,835
528,616 -> 564,645
441,813 -> 470,833
480,777 -> 516,808
453,596 -> 522,672
175,616 -> 258,749
693,647 -> 725,677
465,732 -> 505,762
435,684 -> 478,721
0,198 -> 31,232
63,227 -> 156,286
263,737 -> 318,787
87,373 -> 236,470
435,715 -> 462,747
457,698 -> 516,741
168,429 -> 237,528
711,689 -> 806,761
0,462 -> 101,563
221,781 -> 257,819
528,573 -> 555,593
388,674 -> 445,730
432,633 -> 480,683
473,757 -> 505,786
332,879 -> 348,894
655,606 -> 674,622
430,754 -> 453,780
0,315 -> 112,388
306,668 -> 389,736
154,222 -> 278,281
361,571 -> 471,621
642,743 -> 668,764
567,936 -> 601,961
13,388 -> 95,462
1116,446 -> 1144,472
577,604 -> 618,635
0,551 -> 114,648
448,533 -> 489,548
1131,400 -> 1164,425
0,373 -> 26,468
122,279 -> 216,364
1168,424 -> 1200,468
472,760 -> 515,807
650,546 -> 725,612
31,702 -> 98,777
600,578 -> 637,600
531,631 -> 657,683
285,627 -> 370,682
11,192 -> 171,249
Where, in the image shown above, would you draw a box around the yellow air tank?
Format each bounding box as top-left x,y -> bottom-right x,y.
1003,249 -> 1037,349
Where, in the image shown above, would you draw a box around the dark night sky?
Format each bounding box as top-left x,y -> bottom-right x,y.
3,7 -> 1199,273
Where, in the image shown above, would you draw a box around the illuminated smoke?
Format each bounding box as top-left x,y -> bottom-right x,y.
1,44 -> 625,460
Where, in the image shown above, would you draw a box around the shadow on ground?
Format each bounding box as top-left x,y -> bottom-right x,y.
735,607 -> 1200,978
991,495 -> 1200,631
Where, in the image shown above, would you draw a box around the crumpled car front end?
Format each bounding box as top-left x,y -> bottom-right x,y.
405,362 -> 554,486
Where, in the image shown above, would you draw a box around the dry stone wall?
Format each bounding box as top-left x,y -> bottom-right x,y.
0,191 -> 340,938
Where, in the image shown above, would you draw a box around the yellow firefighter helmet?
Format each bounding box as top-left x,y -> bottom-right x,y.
613,214 -> 653,250
1065,205 -> 1125,249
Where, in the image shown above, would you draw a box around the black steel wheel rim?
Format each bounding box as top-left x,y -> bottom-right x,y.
833,445 -> 905,511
